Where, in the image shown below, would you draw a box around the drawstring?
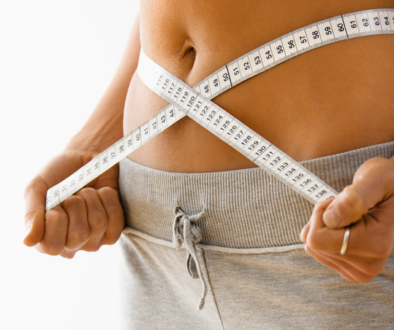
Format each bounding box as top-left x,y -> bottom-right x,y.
172,207 -> 207,310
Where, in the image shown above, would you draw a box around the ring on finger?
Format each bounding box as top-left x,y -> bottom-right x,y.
340,226 -> 351,256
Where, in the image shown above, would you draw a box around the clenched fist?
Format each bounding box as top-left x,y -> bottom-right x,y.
24,149 -> 125,258
301,156 -> 394,282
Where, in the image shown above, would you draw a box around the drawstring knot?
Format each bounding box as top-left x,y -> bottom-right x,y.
172,207 -> 207,310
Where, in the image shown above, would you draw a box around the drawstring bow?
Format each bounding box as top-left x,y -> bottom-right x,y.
172,207 -> 207,310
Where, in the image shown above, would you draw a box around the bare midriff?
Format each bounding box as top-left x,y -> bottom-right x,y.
124,0 -> 394,173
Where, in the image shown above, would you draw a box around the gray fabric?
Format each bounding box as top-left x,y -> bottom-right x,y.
119,234 -> 224,329
120,141 -> 394,248
119,141 -> 394,329
172,207 -> 208,310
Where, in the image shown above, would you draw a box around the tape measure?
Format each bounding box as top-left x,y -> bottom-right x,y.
46,8 -> 394,211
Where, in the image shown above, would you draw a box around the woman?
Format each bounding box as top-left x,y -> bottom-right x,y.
24,1 -> 394,328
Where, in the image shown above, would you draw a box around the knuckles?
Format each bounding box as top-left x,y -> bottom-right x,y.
106,206 -> 124,221
98,187 -> 121,205
88,212 -> 107,229
45,208 -> 68,226
98,186 -> 117,197
80,187 -> 96,194
63,195 -> 85,210
305,231 -> 323,251
66,229 -> 90,248
76,187 -> 96,199
314,200 -> 329,213
26,180 -> 125,257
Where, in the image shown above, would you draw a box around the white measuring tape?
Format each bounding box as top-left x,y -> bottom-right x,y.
46,8 -> 394,211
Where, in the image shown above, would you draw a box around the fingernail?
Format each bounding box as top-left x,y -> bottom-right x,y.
323,208 -> 342,228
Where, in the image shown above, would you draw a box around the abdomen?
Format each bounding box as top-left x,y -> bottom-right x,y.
124,0 -> 394,172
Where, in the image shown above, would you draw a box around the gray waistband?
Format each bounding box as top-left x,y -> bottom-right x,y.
119,141 -> 394,249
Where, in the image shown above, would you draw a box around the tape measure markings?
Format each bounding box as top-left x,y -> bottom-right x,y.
194,9 -> 394,101
46,8 -> 394,211
138,53 -> 337,204
46,106 -> 186,210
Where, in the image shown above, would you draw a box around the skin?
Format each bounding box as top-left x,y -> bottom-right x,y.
127,0 -> 394,171
301,156 -> 394,282
24,0 -> 394,282
23,14 -> 141,257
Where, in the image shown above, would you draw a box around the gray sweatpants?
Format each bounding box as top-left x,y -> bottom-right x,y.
119,141 -> 394,329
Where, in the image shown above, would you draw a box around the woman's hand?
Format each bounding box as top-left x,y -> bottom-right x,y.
23,149 -> 125,259
22,12 -> 141,259
300,156 -> 394,282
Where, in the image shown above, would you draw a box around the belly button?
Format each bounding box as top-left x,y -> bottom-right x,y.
183,46 -> 196,65
180,38 -> 197,67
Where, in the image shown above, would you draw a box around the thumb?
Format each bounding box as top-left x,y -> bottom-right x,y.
23,176 -> 47,246
322,187 -> 366,228
323,157 -> 394,229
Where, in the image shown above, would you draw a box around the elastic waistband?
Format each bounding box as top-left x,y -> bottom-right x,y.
119,141 -> 394,249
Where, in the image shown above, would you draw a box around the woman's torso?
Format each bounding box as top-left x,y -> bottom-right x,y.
124,0 -> 394,173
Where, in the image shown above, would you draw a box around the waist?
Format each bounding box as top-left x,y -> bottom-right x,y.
119,141 -> 394,249
125,5 -> 394,172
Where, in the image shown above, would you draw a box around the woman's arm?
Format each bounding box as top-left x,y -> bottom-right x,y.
67,12 -> 141,153
23,13 -> 140,258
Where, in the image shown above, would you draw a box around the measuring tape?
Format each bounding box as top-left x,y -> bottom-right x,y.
46,8 -> 394,211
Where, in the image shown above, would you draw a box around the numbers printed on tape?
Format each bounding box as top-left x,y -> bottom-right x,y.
46,9 -> 394,211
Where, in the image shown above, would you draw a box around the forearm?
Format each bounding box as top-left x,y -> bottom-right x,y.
66,12 -> 141,153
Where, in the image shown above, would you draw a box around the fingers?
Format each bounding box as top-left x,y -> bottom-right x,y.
304,245 -> 358,282
323,157 -> 394,229
300,198 -> 333,243
24,150 -> 123,258
302,196 -> 392,282
301,157 -> 394,282
306,200 -> 346,254
37,205 -> 69,255
63,196 -> 90,250
98,187 -> 125,246
36,195 -> 90,256
62,187 -> 123,256
31,186 -> 124,258
76,188 -> 109,252
308,202 -> 392,258
305,232 -> 386,282
305,245 -> 379,283
299,222 -> 310,244
306,201 -> 362,256
311,245 -> 387,279
23,176 -> 47,246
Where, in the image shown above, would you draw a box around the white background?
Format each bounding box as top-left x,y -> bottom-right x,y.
0,1 -> 139,329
